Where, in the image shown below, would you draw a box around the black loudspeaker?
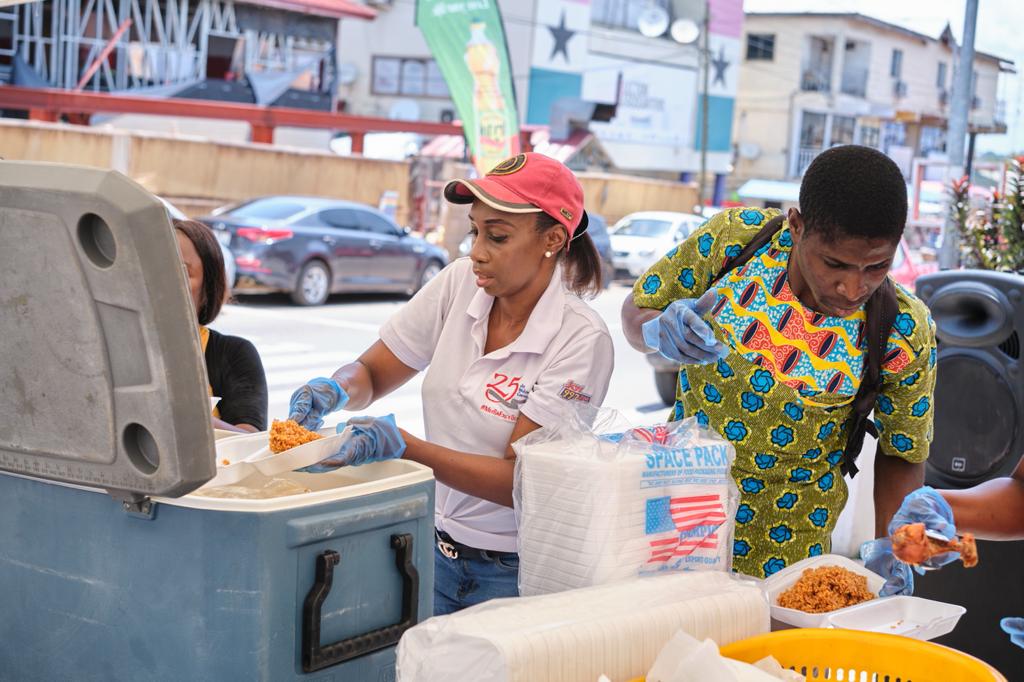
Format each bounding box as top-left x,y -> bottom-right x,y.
914,270 -> 1024,680
916,270 -> 1024,488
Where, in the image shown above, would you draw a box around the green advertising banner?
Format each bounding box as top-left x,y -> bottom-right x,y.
416,0 -> 520,174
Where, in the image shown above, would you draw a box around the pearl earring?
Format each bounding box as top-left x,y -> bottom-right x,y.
544,251 -> 553,258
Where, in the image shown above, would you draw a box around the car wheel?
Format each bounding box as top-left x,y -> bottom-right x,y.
291,260 -> 331,306
411,259 -> 443,296
654,369 -> 678,406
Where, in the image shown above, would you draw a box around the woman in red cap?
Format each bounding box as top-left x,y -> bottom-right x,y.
288,153 -> 614,613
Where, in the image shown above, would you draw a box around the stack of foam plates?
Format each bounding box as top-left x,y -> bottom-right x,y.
397,571 -> 770,682
516,442 -> 732,596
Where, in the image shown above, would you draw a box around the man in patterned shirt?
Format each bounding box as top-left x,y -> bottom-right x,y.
621,145 -> 937,578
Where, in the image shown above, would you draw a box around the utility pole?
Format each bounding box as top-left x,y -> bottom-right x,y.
939,0 -> 979,270
697,0 -> 710,212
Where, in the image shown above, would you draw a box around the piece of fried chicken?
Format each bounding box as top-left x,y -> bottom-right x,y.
892,522 -> 978,568
269,419 -> 323,454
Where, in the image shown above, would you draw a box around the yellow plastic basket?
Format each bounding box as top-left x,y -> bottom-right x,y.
720,629 -> 1006,681
627,629 -> 1006,682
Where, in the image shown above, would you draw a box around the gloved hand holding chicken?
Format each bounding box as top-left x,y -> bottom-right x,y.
891,521 -> 978,568
861,486 -> 969,596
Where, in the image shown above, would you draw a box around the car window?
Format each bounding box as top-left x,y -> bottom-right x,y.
358,211 -> 400,236
226,198 -> 307,221
675,218 -> 704,239
614,219 -> 674,238
292,209 -> 363,230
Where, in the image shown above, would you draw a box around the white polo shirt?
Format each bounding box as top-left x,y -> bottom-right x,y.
380,257 -> 614,552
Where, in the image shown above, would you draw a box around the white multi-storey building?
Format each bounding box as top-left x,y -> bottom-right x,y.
731,12 -> 1014,191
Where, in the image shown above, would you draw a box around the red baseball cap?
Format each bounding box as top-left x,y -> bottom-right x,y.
443,152 -> 589,242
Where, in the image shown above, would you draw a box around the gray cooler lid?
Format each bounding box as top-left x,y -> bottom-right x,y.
0,161 -> 216,499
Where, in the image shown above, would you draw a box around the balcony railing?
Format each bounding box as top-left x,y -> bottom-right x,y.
996,99 -> 1007,126
801,69 -> 831,93
795,146 -> 821,176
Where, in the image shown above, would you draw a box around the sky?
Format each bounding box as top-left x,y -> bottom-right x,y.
744,0 -> 1024,154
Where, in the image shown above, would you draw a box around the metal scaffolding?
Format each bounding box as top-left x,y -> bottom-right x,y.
1,0 -> 336,96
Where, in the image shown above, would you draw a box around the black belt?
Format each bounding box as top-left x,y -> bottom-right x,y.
435,529 -> 517,562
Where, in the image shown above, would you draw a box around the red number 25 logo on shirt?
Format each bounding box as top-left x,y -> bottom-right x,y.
485,373 -> 521,405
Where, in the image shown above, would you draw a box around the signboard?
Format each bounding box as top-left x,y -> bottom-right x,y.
416,0 -> 520,174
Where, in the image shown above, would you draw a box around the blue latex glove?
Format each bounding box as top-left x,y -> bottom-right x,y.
861,538 -> 916,596
886,486 -> 957,540
302,414 -> 406,472
641,289 -> 730,364
862,486 -> 961,596
1001,617 -> 1024,649
288,377 -> 349,431
887,486 -> 961,570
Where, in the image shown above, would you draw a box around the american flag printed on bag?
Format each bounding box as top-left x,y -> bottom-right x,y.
645,494 -> 726,563
628,425 -> 671,444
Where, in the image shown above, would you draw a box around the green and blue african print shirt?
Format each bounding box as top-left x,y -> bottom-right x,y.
633,207 -> 937,578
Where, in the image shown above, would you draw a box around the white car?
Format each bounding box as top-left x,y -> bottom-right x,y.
609,211 -> 707,278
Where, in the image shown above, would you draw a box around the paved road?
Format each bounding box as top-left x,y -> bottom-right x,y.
210,281 -> 670,438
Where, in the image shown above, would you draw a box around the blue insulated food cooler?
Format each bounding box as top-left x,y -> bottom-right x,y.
0,467 -> 435,681
0,162 -> 434,681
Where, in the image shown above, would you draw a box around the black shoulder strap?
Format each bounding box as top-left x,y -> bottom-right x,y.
841,277 -> 899,478
713,214 -> 787,283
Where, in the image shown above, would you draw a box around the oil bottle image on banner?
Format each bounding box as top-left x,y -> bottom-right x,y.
465,19 -> 514,173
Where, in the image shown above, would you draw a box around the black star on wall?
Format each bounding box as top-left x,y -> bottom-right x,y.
548,10 -> 575,62
711,46 -> 730,87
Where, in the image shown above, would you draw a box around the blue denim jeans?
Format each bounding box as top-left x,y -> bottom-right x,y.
433,543 -> 519,616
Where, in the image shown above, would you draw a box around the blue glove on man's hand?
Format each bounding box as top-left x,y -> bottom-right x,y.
641,289 -> 730,365
1001,617 -> 1024,649
861,538 -> 916,596
288,377 -> 349,431
302,414 -> 406,472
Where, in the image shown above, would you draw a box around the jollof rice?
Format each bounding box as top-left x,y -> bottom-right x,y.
777,566 -> 875,613
269,419 -> 323,453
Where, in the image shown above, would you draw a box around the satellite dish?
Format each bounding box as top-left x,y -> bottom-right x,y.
637,6 -> 669,38
388,99 -> 421,122
337,62 -> 359,86
738,142 -> 762,160
670,18 -> 700,45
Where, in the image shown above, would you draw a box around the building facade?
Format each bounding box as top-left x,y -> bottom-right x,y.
0,0 -> 375,108
731,12 -> 1014,188
338,0 -> 743,186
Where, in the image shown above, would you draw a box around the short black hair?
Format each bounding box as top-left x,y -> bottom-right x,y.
173,218 -> 227,325
799,145 -> 907,242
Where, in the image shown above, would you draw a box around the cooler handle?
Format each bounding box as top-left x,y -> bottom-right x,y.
301,533 -> 419,672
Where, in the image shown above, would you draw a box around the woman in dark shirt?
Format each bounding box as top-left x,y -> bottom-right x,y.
174,219 -> 268,432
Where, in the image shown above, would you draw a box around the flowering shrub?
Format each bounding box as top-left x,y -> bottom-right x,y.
952,157 -> 1024,271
